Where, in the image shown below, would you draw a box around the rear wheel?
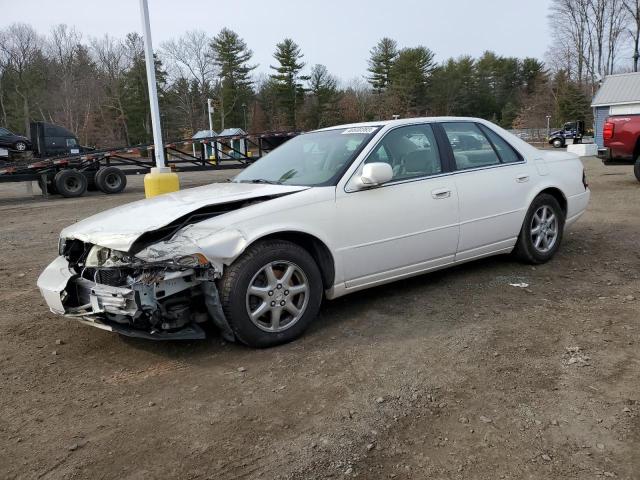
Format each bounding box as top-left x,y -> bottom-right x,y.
513,193 -> 565,264
95,166 -> 127,194
219,240 -> 323,348
54,169 -> 87,198
634,158 -> 640,183
14,141 -> 27,152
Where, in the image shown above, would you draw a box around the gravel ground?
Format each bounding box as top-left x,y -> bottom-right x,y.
0,157 -> 638,480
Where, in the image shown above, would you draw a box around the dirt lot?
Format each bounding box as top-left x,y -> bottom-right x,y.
0,158 -> 638,480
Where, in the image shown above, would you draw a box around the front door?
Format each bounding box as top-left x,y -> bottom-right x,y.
335,123 -> 459,289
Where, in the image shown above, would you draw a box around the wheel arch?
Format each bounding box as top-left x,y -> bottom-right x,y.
633,136 -> 640,161
534,187 -> 568,217
243,230 -> 336,290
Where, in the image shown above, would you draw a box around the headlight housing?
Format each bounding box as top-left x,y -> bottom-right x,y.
174,253 -> 209,268
85,245 -> 130,267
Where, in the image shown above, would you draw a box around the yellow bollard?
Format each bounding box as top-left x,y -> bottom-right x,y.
144,167 -> 180,198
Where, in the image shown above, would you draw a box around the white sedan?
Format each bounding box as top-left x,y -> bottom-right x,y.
38,118 -> 590,347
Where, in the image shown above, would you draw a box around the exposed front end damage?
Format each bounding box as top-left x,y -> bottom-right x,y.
37,238 -> 234,341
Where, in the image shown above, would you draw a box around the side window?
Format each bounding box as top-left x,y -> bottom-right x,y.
480,125 -> 522,163
365,124 -> 442,181
442,122 -> 500,170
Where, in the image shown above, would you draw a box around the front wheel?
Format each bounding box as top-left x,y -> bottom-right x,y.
513,193 -> 565,264
552,138 -> 564,148
219,240 -> 323,348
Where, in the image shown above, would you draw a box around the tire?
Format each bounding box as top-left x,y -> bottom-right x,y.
54,169 -> 87,198
513,193 -> 565,264
634,158 -> 640,183
95,166 -> 127,194
219,240 -> 323,348
552,138 -> 564,148
14,141 -> 27,152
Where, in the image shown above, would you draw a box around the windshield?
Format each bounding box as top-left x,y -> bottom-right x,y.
233,127 -> 379,186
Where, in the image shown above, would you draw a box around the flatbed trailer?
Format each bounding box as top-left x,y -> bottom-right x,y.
0,130 -> 300,198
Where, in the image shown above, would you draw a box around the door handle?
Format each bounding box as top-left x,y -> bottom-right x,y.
516,174 -> 530,183
431,188 -> 451,199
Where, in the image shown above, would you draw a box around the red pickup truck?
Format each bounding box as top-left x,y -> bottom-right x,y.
600,115 -> 640,182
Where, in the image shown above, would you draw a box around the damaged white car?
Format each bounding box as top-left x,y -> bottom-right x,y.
38,118 -> 590,347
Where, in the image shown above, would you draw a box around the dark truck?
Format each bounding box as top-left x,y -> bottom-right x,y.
599,115 -> 640,182
548,121 -> 585,148
30,122 -> 91,157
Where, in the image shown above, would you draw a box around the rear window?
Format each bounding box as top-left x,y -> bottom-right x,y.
480,125 -> 522,163
442,122 -> 500,170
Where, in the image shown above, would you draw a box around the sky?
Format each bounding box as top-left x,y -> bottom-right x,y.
1,0 -> 552,81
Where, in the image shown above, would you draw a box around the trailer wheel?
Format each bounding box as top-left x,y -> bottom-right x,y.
95,167 -> 126,194
54,169 -> 87,198
635,159 -> 640,183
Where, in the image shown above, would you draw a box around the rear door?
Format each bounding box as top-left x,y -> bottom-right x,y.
439,121 -> 533,261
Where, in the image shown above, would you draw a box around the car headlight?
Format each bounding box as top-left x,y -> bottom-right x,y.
85,245 -> 129,267
174,253 -> 209,268
58,238 -> 67,256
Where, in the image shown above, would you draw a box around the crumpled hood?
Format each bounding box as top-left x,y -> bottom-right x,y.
61,182 -> 309,251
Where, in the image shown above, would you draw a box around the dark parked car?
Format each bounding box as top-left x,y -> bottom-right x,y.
0,127 -> 31,152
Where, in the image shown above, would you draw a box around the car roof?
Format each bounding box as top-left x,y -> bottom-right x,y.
314,116 -> 541,157
315,116 -> 493,132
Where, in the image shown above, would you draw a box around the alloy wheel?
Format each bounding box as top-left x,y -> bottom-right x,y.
530,205 -> 558,253
245,260 -> 310,333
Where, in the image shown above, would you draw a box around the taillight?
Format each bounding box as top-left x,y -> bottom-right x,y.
603,121 -> 614,141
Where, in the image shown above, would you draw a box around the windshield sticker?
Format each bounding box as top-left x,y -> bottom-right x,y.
342,127 -> 377,135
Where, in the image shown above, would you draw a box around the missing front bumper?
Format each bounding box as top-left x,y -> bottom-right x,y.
37,255 -> 234,341
73,315 -> 206,340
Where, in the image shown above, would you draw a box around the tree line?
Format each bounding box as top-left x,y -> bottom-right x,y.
3,9 -> 634,149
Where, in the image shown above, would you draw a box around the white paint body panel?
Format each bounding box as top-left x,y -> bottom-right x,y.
43,117 -> 590,309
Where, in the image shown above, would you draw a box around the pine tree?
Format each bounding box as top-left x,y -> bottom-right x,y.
210,28 -> 256,130
388,47 -> 435,115
270,38 -> 308,129
366,38 -> 398,93
306,64 -> 339,128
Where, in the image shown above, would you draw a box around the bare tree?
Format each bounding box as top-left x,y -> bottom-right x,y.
624,0 -> 640,71
0,23 -> 43,134
92,34 -> 131,143
549,0 -> 629,82
161,31 -> 216,130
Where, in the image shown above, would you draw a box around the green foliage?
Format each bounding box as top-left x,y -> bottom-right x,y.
388,47 -> 436,116
307,64 -> 339,129
269,38 -> 309,129
555,72 -> 592,125
210,28 -> 256,130
367,38 -> 398,93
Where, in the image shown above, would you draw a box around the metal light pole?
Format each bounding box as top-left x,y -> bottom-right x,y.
207,98 -> 214,133
139,0 -> 179,197
546,115 -> 551,139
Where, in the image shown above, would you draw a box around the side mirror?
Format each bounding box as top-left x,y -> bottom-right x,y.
354,162 -> 393,189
